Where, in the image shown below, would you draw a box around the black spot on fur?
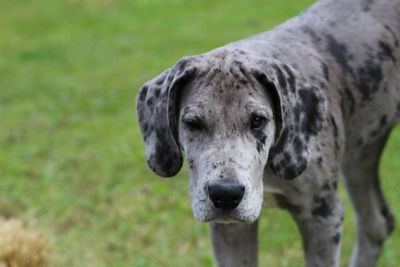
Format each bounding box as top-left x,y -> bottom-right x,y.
332,181 -> 338,190
322,182 -> 331,191
332,233 -> 341,244
293,136 -> 305,155
284,159 -> 306,180
375,238 -> 384,247
196,69 -> 209,80
357,58 -> 383,101
325,34 -> 354,77
298,89 -> 324,136
334,141 -> 340,156
177,58 -> 188,72
275,65 -> 287,92
282,152 -> 292,166
321,62 -> 330,82
253,131 -> 266,153
256,142 -> 263,153
338,91 -> 346,116
378,41 -> 396,63
381,206 -> 390,219
167,73 -> 174,83
381,206 -> 396,234
272,128 -> 289,154
370,115 -> 388,137
152,130 -> 180,176
380,115 -> 388,126
344,88 -> 356,115
236,64 -> 252,85
154,88 -> 161,98
294,106 -> 301,124
138,85 -> 148,101
330,115 -> 339,137
142,122 -> 149,133
301,25 -> 321,42
188,158 -> 195,169
312,197 -> 333,218
384,25 -> 399,48
146,97 -> 154,106
362,0 -> 374,12
283,65 -> 296,92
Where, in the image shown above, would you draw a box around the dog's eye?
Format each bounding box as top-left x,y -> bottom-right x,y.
183,117 -> 204,131
250,115 -> 267,130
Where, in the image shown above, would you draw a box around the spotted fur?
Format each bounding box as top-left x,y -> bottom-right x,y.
136,0 -> 400,266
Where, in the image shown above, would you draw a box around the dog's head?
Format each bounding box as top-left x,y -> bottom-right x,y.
137,49 -> 325,223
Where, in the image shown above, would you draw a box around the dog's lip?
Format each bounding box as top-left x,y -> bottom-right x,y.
212,217 -> 245,224
199,209 -> 254,223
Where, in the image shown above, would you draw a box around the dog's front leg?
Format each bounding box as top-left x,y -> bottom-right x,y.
291,192 -> 344,267
210,220 -> 258,267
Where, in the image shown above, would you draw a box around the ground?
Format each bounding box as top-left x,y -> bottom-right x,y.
0,0 -> 399,266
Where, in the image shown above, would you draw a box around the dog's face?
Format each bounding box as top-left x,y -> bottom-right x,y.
137,49 -> 326,224
178,70 -> 276,223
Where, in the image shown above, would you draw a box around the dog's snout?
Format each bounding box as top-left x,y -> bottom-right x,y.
207,182 -> 245,210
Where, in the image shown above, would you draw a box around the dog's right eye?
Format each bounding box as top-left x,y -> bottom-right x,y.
250,114 -> 267,131
183,117 -> 204,131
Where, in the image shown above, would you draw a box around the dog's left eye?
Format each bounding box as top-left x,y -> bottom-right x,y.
250,115 -> 267,130
183,117 -> 205,131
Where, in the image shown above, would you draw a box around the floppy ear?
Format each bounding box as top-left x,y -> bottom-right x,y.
136,57 -> 196,177
252,60 -> 326,179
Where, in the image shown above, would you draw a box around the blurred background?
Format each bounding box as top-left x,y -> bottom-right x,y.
1,0 -> 399,266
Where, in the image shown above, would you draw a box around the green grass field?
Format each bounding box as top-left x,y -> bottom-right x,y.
1,0 -> 399,266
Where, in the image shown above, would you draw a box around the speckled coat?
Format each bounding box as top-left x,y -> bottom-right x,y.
136,0 -> 400,266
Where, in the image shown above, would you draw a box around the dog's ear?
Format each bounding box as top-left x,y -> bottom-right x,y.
136,57 -> 196,177
252,60 -> 326,179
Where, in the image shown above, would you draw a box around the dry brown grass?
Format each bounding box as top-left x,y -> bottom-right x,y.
0,218 -> 52,267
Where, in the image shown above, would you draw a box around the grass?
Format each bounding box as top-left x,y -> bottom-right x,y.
0,0 -> 399,266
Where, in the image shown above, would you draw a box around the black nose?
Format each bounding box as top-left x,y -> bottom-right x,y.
207,182 -> 245,210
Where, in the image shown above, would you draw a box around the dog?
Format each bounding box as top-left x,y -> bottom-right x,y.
136,0 -> 400,266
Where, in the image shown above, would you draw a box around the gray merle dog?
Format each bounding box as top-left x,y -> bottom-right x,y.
136,0 -> 400,266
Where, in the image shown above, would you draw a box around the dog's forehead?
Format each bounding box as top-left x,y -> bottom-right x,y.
182,65 -> 267,112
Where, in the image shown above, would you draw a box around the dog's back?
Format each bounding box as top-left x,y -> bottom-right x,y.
227,0 -> 400,154
297,0 -> 400,157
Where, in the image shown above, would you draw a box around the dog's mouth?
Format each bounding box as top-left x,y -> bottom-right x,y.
194,206 -> 257,224
212,217 -> 248,224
